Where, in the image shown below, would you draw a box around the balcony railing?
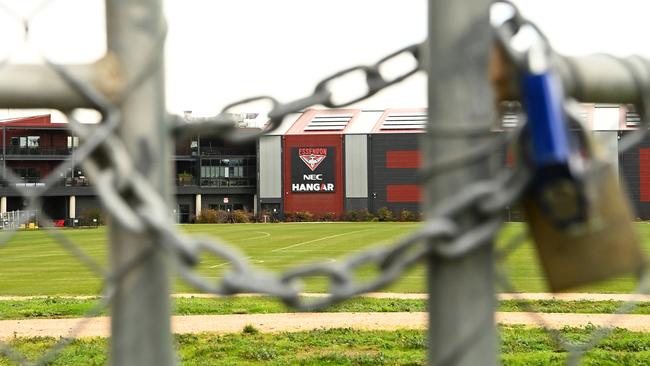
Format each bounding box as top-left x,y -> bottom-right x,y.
0,176 -> 90,188
198,147 -> 255,156
199,177 -> 255,187
63,177 -> 91,187
175,176 -> 198,186
4,146 -> 72,156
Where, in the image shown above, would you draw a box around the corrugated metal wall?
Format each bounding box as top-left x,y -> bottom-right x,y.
620,131 -> 650,219
258,136 -> 282,199
345,134 -> 368,211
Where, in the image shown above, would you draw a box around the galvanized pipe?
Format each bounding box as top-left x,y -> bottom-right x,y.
0,61 -> 121,109
0,56 -> 645,111
426,0 -> 498,365
105,1 -> 174,365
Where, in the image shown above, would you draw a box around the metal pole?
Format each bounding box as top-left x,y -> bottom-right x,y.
0,55 -> 645,110
0,64 -> 112,109
105,1 -> 174,366
426,1 -> 497,365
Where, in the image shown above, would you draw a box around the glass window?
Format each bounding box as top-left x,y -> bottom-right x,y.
67,136 -> 79,148
27,136 -> 39,148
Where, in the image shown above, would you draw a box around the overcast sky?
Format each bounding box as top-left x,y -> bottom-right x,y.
0,0 -> 648,119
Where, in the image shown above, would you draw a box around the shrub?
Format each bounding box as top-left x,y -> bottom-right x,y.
79,209 -> 104,226
320,212 -> 337,221
340,209 -> 375,222
283,211 -> 316,222
376,207 -> 394,222
283,211 -> 296,222
358,208 -> 375,222
231,210 -> 251,223
399,209 -> 419,222
295,211 -> 314,222
196,209 -> 232,223
196,209 -> 218,223
342,210 -> 358,222
216,210 -> 232,223
242,324 -> 259,335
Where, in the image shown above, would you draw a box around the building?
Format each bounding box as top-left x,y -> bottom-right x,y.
0,114 -> 98,223
0,114 -> 259,224
258,108 -> 429,218
174,133 -> 257,223
2,104 -> 650,223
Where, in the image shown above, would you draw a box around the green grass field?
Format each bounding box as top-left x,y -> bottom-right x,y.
3,327 -> 650,366
1,297 -> 650,321
0,222 -> 648,296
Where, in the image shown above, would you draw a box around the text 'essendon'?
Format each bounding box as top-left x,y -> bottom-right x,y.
298,148 -> 327,155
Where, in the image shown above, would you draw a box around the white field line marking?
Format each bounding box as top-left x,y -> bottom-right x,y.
208,258 -> 265,269
270,229 -> 371,253
230,231 -> 271,242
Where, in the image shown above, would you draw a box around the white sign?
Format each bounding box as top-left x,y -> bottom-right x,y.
223,197 -> 229,203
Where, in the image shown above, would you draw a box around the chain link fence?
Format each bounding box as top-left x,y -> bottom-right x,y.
0,0 -> 648,365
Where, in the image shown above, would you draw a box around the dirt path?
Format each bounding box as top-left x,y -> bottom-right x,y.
2,311 -> 650,339
1,293 -> 648,339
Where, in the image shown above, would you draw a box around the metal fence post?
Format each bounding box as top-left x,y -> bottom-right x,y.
105,1 -> 174,365
426,0 -> 498,365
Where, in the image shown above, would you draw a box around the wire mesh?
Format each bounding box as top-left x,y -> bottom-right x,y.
0,1 -> 646,365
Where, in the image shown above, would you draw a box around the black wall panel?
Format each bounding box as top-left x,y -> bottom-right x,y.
619,131 -> 650,219
369,134 -> 420,214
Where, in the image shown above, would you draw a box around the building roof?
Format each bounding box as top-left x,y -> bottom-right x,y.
3,105 -> 641,135
285,109 -> 361,135
0,115 -> 67,129
273,104 -> 639,135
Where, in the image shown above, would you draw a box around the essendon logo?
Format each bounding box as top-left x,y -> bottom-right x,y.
298,147 -> 327,171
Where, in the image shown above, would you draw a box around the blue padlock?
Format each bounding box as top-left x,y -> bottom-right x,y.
520,42 -> 587,229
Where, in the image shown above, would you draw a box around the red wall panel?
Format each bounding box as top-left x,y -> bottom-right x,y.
640,148 -> 650,202
386,150 -> 420,169
386,185 -> 421,203
283,134 -> 344,214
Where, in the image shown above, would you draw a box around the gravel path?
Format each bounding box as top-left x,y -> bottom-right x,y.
2,311 -> 650,339
1,293 -> 648,339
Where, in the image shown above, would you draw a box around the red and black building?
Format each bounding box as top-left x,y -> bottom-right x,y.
258,108 -> 426,218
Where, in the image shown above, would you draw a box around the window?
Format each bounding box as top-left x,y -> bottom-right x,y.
14,167 -> 40,181
10,136 -> 39,148
199,157 -> 255,187
67,136 -> 79,149
27,136 -> 39,148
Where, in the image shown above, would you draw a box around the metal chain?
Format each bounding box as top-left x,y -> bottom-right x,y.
172,43 -> 423,142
